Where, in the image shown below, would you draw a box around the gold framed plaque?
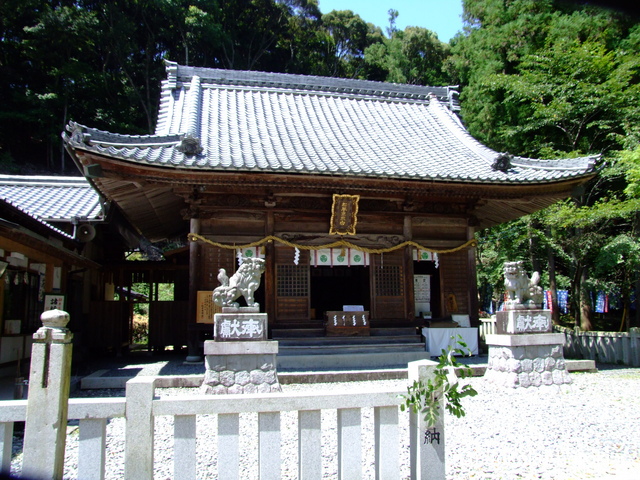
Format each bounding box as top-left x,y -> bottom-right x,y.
329,194 -> 359,235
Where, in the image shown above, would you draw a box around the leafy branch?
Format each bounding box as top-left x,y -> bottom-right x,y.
400,335 -> 478,427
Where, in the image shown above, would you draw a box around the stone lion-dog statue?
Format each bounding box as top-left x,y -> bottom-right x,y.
504,261 -> 543,309
213,257 -> 266,308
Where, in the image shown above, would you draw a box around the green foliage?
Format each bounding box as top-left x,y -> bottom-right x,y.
400,336 -> 478,427
451,0 -> 639,155
620,147 -> 640,199
365,26 -> 452,85
593,234 -> 640,288
454,1 -> 640,329
132,314 -> 149,344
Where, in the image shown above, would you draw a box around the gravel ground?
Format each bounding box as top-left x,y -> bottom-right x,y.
9,364 -> 640,479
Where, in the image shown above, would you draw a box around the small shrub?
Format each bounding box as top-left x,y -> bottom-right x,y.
401,336 -> 478,427
132,314 -> 149,344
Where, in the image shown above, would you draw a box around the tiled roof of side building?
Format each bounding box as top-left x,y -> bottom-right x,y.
63,62 -> 597,184
0,175 -> 103,237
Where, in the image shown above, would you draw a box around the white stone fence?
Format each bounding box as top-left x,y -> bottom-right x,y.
0,310 -> 446,480
0,371 -> 444,480
478,317 -> 497,352
554,325 -> 640,367
480,316 -> 640,367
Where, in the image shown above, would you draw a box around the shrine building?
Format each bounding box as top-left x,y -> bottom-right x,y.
62,61 -> 596,361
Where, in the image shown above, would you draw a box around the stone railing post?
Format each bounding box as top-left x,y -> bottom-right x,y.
22,309 -> 73,480
408,359 -> 445,480
125,377 -> 156,480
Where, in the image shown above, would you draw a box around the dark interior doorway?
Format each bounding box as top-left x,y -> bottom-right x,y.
310,266 -> 370,320
413,260 -> 441,318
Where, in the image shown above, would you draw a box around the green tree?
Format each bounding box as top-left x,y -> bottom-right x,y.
321,10 -> 384,78
455,1 -> 640,331
365,26 -> 451,85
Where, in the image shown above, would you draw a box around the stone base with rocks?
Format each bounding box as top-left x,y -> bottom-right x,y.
484,333 -> 572,388
200,340 -> 282,394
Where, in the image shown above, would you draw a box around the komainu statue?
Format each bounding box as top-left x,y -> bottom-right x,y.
503,261 -> 543,309
213,257 -> 266,308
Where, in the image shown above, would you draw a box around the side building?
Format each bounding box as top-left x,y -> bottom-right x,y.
0,175 -> 139,370
63,62 -> 597,360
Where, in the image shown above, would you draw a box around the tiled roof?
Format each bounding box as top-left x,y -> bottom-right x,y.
0,175 -> 103,237
63,62 -> 597,184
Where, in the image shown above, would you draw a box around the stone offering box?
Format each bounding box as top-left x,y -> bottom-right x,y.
496,309 -> 552,335
325,310 -> 370,336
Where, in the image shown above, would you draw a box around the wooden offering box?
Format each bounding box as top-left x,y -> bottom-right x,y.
325,311 -> 370,336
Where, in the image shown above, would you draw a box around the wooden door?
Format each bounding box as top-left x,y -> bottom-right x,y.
87,301 -> 129,354
200,245 -> 236,291
149,300 -> 189,349
370,250 -> 407,321
274,247 -> 310,325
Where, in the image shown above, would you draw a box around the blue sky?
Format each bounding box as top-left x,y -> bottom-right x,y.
318,0 -> 464,42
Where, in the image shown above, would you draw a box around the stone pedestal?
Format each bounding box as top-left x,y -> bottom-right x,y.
485,333 -> 572,388
201,308 -> 281,394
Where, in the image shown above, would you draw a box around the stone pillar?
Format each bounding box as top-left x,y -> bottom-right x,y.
408,359 -> 445,480
22,309 -> 73,480
201,307 -> 281,394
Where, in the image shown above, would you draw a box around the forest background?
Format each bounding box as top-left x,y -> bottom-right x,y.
1,0 -> 639,331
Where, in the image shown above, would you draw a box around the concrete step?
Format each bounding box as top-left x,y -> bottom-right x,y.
276,335 -> 420,347
271,328 -> 325,338
370,327 -> 419,336
277,351 -> 433,371
279,343 -> 427,356
272,327 -> 420,338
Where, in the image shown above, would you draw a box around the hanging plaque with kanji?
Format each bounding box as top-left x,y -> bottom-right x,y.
329,194 -> 360,235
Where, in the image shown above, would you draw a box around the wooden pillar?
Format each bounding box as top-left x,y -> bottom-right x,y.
186,217 -> 201,362
265,211 -> 276,335
404,215 -> 415,321
467,225 -> 479,327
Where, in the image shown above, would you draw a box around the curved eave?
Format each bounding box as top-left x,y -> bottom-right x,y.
64,139 -> 597,188
64,146 -> 596,238
67,144 -> 596,190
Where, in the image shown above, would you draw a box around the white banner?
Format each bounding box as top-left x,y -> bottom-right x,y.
413,249 -> 435,261
312,248 -> 369,266
238,247 -> 265,259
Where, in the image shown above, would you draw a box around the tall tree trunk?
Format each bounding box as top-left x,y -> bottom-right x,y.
528,220 -> 543,274
635,212 -> 640,329
60,101 -> 68,172
546,230 -> 559,324
579,267 -> 593,331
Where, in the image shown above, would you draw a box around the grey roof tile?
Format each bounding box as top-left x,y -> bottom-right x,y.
63,63 -> 597,184
0,175 -> 103,237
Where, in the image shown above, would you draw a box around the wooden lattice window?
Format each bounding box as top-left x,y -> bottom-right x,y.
277,265 -> 309,297
374,265 -> 404,297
